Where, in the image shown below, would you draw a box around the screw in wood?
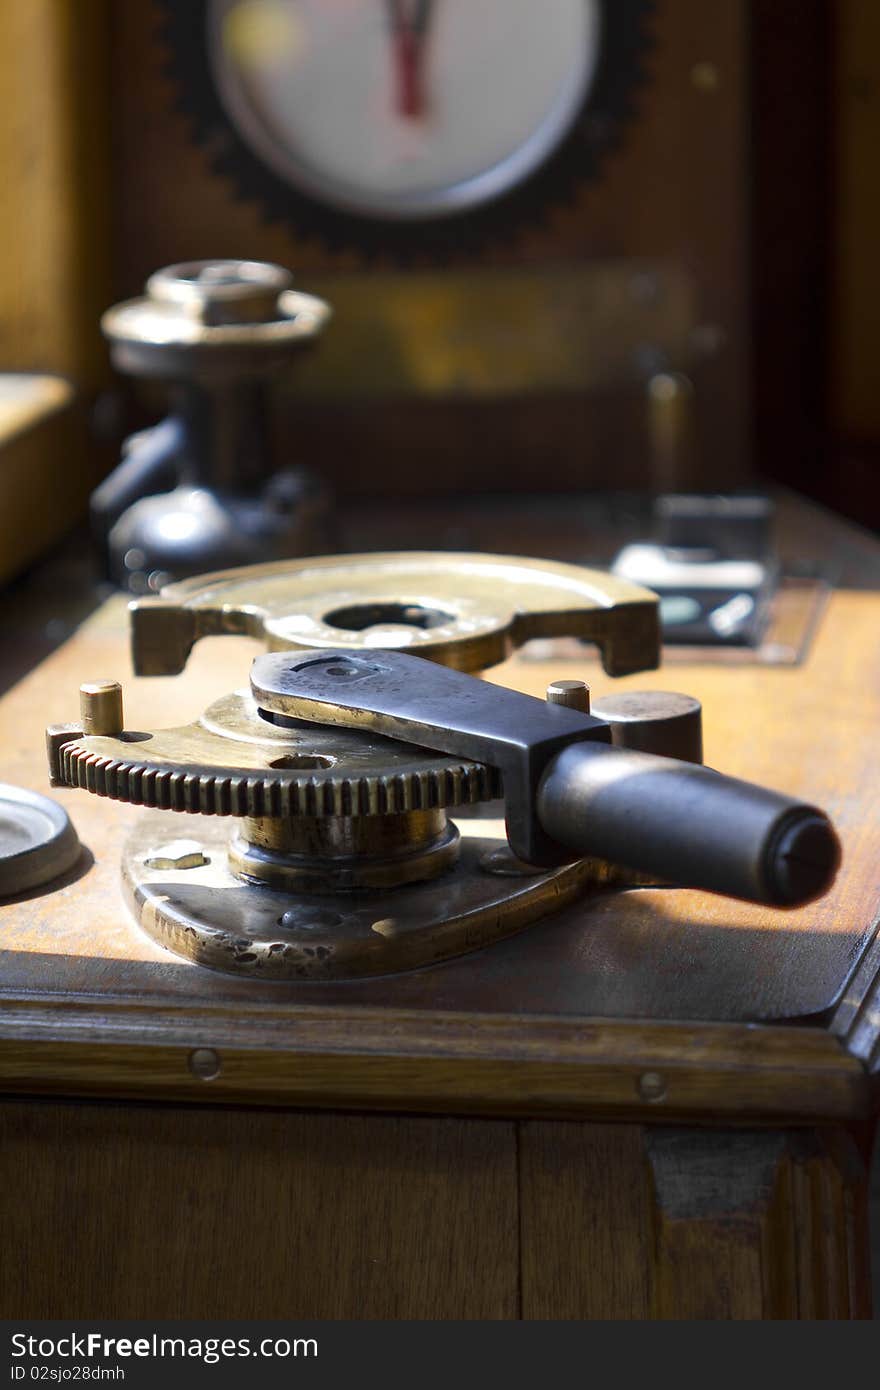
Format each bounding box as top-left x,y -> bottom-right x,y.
189,1048 -> 222,1081
637,1072 -> 667,1104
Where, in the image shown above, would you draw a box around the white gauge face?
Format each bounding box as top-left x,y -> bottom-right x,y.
209,0 -> 602,220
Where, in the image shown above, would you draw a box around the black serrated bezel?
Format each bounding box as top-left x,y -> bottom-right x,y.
157,0 -> 655,261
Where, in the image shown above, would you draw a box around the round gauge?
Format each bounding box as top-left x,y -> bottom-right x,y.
209,0 -> 600,220
161,0 -> 652,254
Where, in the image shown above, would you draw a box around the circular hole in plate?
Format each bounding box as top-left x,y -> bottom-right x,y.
268,754 -> 335,770
324,602 -> 454,632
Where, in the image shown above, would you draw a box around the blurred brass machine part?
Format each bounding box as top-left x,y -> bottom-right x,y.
0,513 -> 879,1321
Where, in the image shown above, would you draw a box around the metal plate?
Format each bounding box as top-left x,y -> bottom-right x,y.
0,784 -> 80,897
123,814 -> 639,980
130,551 -> 660,677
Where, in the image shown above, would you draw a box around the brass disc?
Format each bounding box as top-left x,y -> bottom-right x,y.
130,551 -> 660,676
123,815 -> 615,981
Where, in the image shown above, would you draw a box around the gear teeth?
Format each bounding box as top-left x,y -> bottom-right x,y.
58,742 -> 502,817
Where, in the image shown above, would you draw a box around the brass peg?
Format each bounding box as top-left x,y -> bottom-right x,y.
79,680 -> 124,736
546,679 -> 590,714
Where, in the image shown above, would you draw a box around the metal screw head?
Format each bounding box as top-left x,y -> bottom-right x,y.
189,1048 -> 221,1081
546,679 -> 590,713
144,839 -> 209,871
637,1071 -> 667,1103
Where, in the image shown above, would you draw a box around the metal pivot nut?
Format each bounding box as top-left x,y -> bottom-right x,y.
590,690 -> 703,764
79,680 -> 124,736
188,1048 -> 221,1081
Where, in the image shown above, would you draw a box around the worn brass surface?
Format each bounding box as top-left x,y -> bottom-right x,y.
102,258 -> 331,380
287,263 -> 697,398
125,814 -> 637,980
130,551 -> 660,677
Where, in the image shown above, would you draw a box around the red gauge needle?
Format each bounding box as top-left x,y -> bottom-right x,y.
387,0 -> 434,120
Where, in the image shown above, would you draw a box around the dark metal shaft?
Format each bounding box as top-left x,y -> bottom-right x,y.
536,743 -> 840,908
250,648 -> 841,909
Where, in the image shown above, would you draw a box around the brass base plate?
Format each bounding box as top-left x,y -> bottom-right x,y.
123,815 -> 617,980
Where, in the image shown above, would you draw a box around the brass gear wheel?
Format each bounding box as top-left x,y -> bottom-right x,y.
55,689 -> 501,818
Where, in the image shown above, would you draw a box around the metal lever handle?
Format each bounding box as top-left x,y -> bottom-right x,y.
250,648 -> 840,907
537,743 -> 838,906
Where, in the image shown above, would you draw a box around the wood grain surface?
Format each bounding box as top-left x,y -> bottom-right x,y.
0,1098 -> 869,1319
519,1121 -> 871,1318
0,1099 -> 518,1318
0,0 -> 110,386
0,376 -> 88,588
0,1 -> 111,580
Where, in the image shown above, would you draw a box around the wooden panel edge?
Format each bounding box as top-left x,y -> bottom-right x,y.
0,1002 -> 867,1123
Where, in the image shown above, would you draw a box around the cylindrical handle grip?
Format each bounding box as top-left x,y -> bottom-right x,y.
536,743 -> 840,907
